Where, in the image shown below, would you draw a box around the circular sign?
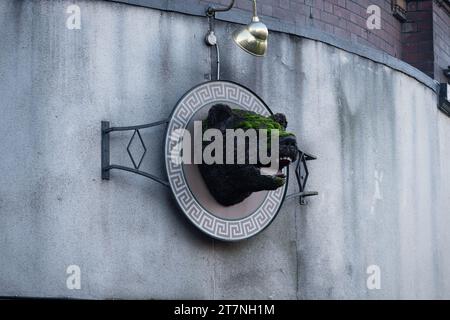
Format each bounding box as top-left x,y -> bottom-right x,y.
165,81 -> 288,241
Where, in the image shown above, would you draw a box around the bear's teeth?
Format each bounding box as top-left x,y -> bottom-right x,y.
260,167 -> 278,176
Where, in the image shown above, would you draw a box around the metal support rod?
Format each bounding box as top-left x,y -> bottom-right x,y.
101,121 -> 110,180
105,165 -> 170,187
205,12 -> 221,80
103,119 -> 168,133
215,40 -> 220,80
286,149 -> 318,205
251,0 -> 257,18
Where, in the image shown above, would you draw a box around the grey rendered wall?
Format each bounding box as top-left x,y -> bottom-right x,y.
0,0 -> 449,299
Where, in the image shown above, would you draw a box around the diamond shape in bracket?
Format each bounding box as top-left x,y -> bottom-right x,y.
127,130 -> 147,170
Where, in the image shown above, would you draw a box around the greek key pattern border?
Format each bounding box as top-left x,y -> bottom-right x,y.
165,81 -> 286,241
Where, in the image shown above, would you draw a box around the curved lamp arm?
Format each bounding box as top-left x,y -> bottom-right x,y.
206,0 -> 235,16
206,0 -> 258,17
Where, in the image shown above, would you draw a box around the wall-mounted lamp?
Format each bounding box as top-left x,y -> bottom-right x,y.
232,0 -> 268,57
439,83 -> 450,116
391,0 -> 407,22
100,2 -> 315,242
206,0 -> 268,59
444,66 -> 450,80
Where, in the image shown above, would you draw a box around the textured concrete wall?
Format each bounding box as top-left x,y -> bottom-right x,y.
0,0 -> 449,299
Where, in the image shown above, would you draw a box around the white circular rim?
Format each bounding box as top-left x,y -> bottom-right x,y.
164,81 -> 288,241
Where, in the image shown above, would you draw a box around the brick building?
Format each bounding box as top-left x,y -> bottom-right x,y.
193,0 -> 449,83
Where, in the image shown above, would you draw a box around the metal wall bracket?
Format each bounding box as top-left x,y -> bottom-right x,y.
444,66 -> 450,80
101,121 -> 318,205
101,120 -> 170,187
206,0 -> 235,16
439,83 -> 450,117
286,149 -> 318,205
391,0 -> 407,22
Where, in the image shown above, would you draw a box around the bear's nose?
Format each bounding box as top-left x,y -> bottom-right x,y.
280,135 -> 297,146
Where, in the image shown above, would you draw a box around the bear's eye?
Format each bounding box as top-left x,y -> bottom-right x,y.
208,104 -> 233,127
270,114 -> 287,129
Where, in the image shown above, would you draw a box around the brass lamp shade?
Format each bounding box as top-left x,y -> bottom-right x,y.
232,0 -> 268,57
232,16 -> 268,57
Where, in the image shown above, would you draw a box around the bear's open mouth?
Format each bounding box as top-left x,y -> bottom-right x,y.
259,167 -> 286,178
280,156 -> 293,167
259,154 -> 295,179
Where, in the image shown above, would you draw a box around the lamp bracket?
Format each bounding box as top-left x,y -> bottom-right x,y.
101,120 -> 170,187
444,66 -> 450,79
439,83 -> 450,117
286,149 -> 318,205
206,0 -> 235,16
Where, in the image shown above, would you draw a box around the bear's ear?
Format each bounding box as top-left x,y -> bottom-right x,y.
270,113 -> 288,129
207,104 -> 233,129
